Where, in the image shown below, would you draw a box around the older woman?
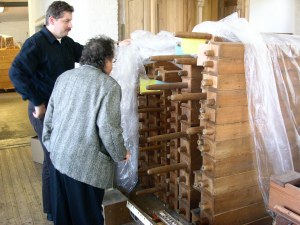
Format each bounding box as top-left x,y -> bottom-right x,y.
42,35 -> 129,225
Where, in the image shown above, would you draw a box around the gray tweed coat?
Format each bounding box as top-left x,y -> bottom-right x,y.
42,65 -> 127,189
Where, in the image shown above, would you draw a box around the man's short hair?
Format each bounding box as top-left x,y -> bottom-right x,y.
45,1 -> 74,25
80,35 -> 115,72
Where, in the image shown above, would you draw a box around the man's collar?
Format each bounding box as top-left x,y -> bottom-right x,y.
41,26 -> 66,44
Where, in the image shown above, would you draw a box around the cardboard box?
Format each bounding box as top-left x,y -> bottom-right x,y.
30,136 -> 44,164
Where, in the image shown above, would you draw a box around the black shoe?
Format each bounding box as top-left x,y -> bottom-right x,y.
47,213 -> 53,221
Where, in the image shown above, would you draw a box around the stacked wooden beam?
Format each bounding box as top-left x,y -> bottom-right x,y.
0,48 -> 19,90
193,41 -> 271,225
168,59 -> 203,221
137,53 -> 205,221
135,32 -> 300,225
269,171 -> 300,225
137,58 -> 182,200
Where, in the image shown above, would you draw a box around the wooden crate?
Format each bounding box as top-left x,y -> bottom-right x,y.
0,48 -> 19,90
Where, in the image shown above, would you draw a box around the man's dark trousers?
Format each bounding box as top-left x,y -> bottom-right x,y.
28,102 -> 52,214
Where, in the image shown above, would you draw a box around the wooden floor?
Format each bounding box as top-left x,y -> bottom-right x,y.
0,92 -> 50,224
0,145 -> 52,225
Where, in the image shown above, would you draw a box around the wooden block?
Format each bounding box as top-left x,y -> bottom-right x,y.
244,216 -> 272,225
179,183 -> 201,208
197,43 -> 211,66
201,152 -> 254,178
0,63 -> 11,70
0,48 -> 19,57
200,105 -> 249,124
179,151 -> 202,186
181,64 -> 203,78
270,170 -> 300,187
169,148 -> 180,162
180,103 -> 200,124
167,181 -> 179,209
0,71 -> 10,80
201,121 -> 250,142
177,200 -> 192,222
0,36 -> 4,48
0,55 -> 16,62
201,42 -> 244,59
179,136 -> 198,155
198,170 -> 259,196
202,73 -> 246,90
0,69 -> 14,89
269,172 -> 300,216
199,136 -> 253,160
4,37 -> 15,47
201,201 -> 269,225
102,189 -> 132,225
204,89 -> 248,108
160,70 -> 182,82
191,208 -> 201,224
202,58 -> 245,75
181,76 -> 202,93
0,81 -> 14,90
198,42 -> 244,63
178,187 -> 201,222
200,185 -> 263,215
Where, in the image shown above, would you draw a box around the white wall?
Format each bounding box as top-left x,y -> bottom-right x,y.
295,0 -> 300,34
0,21 -> 29,44
28,0 -> 118,45
249,0 -> 295,34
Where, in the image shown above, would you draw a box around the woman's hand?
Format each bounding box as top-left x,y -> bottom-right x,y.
124,150 -> 131,161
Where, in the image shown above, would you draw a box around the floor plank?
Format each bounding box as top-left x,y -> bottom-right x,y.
0,148 -> 19,225
6,148 -> 32,224
13,147 -> 44,224
0,146 -> 52,225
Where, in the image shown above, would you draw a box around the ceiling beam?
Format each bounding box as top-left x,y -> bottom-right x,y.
0,2 -> 28,7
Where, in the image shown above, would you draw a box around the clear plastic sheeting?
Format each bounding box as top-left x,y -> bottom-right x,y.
111,44 -> 146,192
110,31 -> 179,192
193,13 -> 300,207
130,30 -> 180,63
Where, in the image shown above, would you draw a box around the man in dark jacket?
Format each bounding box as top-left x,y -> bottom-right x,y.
9,1 -> 83,221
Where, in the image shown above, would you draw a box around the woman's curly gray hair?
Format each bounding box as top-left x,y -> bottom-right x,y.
79,35 -> 115,72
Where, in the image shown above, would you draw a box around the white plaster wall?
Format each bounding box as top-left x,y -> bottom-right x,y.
295,0 -> 300,35
0,21 -> 29,44
249,0 -> 294,34
28,0 -> 118,45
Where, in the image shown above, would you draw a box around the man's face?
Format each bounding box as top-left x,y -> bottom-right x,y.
50,11 -> 73,39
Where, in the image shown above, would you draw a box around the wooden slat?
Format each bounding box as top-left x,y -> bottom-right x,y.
201,121 -> 250,142
206,89 -> 248,108
13,147 -> 45,224
202,73 -> 246,91
199,170 -> 259,196
6,148 -> 33,224
202,58 -> 245,75
199,136 -> 253,160
0,146 -> 51,224
0,49 -> 19,57
200,105 -> 249,124
202,201 -> 269,225
201,152 -> 254,178
0,149 -> 21,225
200,185 -> 263,215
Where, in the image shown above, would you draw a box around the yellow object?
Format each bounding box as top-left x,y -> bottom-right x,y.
181,38 -> 206,54
139,79 -> 164,94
